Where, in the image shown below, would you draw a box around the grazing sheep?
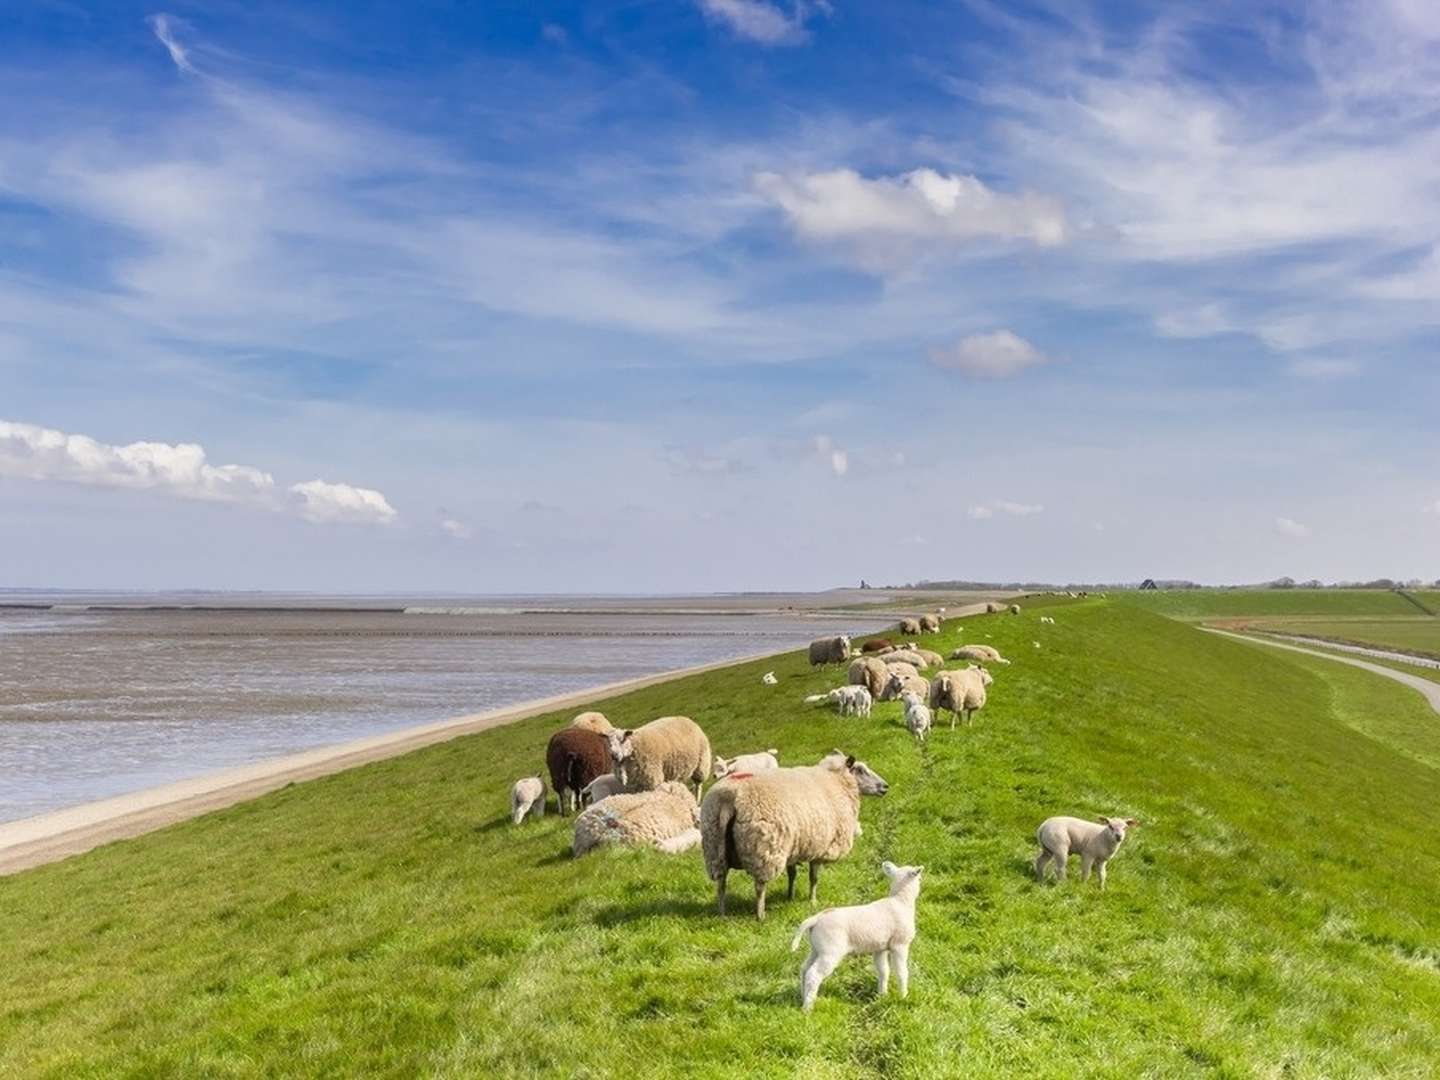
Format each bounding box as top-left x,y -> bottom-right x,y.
792,861 -> 923,1011
510,776 -> 546,824
580,772 -> 625,804
1039,616 -> 1055,625
929,666 -> 991,728
898,617 -> 921,635
879,649 -> 926,669
951,644 -> 1010,665
861,638 -> 895,654
713,748 -> 781,779
762,671 -> 778,685
701,751 -> 890,919
572,781 -> 701,857
1009,604 -> 1022,615
607,716 -> 712,797
809,635 -> 852,668
900,691 -> 931,742
879,668 -> 929,702
804,685 -> 873,717
1035,815 -> 1140,889
848,656 -> 889,698
546,728 -> 615,816
570,711 -> 615,735
919,613 -> 941,633
985,602 -> 1004,614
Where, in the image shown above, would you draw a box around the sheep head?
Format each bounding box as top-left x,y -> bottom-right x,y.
1099,816 -> 1140,844
881,861 -> 924,895
606,729 -> 636,783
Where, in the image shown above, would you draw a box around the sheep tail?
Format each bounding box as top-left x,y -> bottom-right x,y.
790,914 -> 821,952
803,694 -> 827,705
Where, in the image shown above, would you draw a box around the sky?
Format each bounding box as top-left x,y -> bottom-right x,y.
1,0 -> 1437,593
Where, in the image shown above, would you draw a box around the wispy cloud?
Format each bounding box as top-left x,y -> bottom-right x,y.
1287,357 -> 1359,379
929,330 -> 1050,379
1275,516 -> 1312,539
697,0 -> 827,46
147,14 -> 196,75
970,500 -> 1044,519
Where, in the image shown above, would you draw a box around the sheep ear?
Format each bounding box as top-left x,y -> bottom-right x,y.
881,860 -> 896,873
845,755 -> 856,768
621,731 -> 633,741
1098,816 -> 1113,825
1125,818 -> 1141,827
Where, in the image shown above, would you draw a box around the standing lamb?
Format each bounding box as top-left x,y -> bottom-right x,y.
546,728 -> 615,816
700,751 -> 890,919
848,655 -> 889,698
570,711 -> 615,735
919,613 -> 941,633
572,781 -> 702,857
808,635 -> 852,668
791,861 -> 923,1011
900,691 -> 931,742
606,715 -> 712,797
803,685 -> 873,717
713,748 -> 781,779
510,776 -> 546,824
898,617 -> 921,636
1034,815 -> 1140,889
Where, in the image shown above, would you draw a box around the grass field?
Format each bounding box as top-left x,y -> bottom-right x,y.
5,597 -> 1440,1077
1113,588 -> 1422,619
1243,619 -> 1440,661
1263,637 -> 1440,689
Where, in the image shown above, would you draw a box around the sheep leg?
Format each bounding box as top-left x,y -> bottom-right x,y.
949,709 -> 957,731
755,879 -> 769,921
1034,849 -> 1051,882
534,799 -> 544,820
1053,852 -> 1068,882
715,871 -> 728,915
1080,854 -> 1094,882
874,951 -> 890,996
786,865 -> 798,900
892,944 -> 910,997
808,862 -> 821,904
1097,861 -> 1108,891
801,950 -> 840,1012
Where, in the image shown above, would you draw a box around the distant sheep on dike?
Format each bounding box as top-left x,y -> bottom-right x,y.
898,617 -> 921,635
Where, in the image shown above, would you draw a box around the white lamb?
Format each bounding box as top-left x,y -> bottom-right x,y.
1034,815 -> 1140,889
580,772 -> 625,804
791,861 -> 923,1011
762,671 -> 778,685
804,685 -> 872,717
510,776 -> 546,824
713,748 -> 781,779
900,691 -> 931,742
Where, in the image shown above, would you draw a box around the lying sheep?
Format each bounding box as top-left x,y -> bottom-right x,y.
570,711 -> 615,735
879,668 -> 928,702
546,728 -> 614,815
510,776 -> 546,824
900,691 -> 931,741
898,617 -> 921,636
879,649 -> 926,669
607,716 -> 711,797
919,613 -> 940,633
860,638 -> 895,654
713,748 -> 780,779
580,772 -> 625,804
808,635 -> 852,668
762,671 -> 778,685
792,861 -> 923,1010
572,781 -> 701,857
1035,815 -> 1140,889
951,644 -> 1010,665
701,751 -> 890,919
929,666 -> 992,728
804,685 -> 873,717
910,648 -> 943,669
848,656 -> 888,698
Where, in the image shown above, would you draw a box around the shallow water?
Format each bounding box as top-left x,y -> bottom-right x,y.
0,600 -> 889,822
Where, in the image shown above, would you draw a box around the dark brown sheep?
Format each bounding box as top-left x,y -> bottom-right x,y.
546,728 -> 614,815
860,638 -> 894,654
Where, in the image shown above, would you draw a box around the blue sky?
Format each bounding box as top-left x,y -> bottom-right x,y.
1,0 -> 1437,592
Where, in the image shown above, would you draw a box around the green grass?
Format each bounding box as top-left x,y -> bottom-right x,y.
5,600 -> 1440,1077
1114,588 -> 1419,619
1243,619 -> 1440,661
1257,636 -> 1440,689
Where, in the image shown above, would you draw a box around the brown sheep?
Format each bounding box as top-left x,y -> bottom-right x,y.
546,728 -> 614,816
861,638 -> 895,654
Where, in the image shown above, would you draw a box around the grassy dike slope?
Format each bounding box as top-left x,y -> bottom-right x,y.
1115,588 -> 1419,619
4,598 -> 1440,1077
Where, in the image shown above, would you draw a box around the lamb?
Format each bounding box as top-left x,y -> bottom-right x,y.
928,666 -> 992,728
700,750 -> 890,919
951,644 -> 1010,665
572,781 -> 702,857
808,635 -> 852,668
606,715 -> 712,797
791,861 -> 923,1011
570,711 -> 615,735
804,685 -> 873,717
713,748 -> 781,779
762,671 -> 778,685
919,613 -> 940,633
848,655 -> 889,698
1034,815 -> 1140,889
580,772 -> 625,804
510,776 -> 546,824
898,617 -> 921,636
546,728 -> 615,815
900,691 -> 931,741
1009,604 -> 1022,615
860,638 -> 895,654
879,668 -> 928,702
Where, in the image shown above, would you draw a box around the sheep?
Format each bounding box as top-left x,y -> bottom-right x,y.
848,656 -> 889,698
580,772 -> 625,804
900,691 -> 931,741
919,613 -> 940,633
762,671 -> 778,685
879,649 -> 926,669
546,728 -> 615,815
713,748 -> 781,779
910,648 -> 944,669
808,635 -> 852,668
985,602 -> 1004,614
928,666 -> 992,728
1009,604 -> 1022,615
510,776 -> 546,824
570,711 -> 615,735
572,781 -> 702,857
951,644 -> 1010,665
792,861 -> 923,1010
1039,616 -> 1055,625
1035,815 -> 1140,889
606,716 -> 712,797
804,685 -> 872,717
700,750 -> 890,919
898,617 -> 921,635
860,638 -> 895,654
879,668 -> 928,702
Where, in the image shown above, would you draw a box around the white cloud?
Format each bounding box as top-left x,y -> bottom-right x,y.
1154,304 -> 1234,339
148,14 -> 196,75
698,0 -> 825,46
756,168 -> 1066,269
968,505 -> 994,520
829,448 -> 849,476
929,330 -> 1051,379
1287,358 -> 1359,379
1275,516 -> 1312,539
440,517 -> 473,539
970,500 -> 1044,520
289,480 -> 398,526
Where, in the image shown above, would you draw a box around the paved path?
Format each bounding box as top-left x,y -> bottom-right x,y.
1204,629 -> 1440,716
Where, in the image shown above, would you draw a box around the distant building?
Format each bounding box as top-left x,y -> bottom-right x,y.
859,579 -> 871,590
1139,579 -> 1158,590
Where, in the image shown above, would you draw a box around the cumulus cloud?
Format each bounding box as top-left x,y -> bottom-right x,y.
929,330 -> 1051,379
1275,516 -> 1312,539
0,419 -> 395,525
697,0 -> 826,46
757,167 -> 1066,269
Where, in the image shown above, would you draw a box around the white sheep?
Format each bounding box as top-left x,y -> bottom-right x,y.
918,613 -> 940,633
580,772 -> 625,804
570,711 -> 615,735
1009,604 -> 1022,615
791,861 -> 923,1011
762,671 -> 779,685
572,781 -> 702,857
879,668 -> 928,702
510,776 -> 546,824
879,649 -> 926,669
606,715 -> 712,797
951,644 -> 1010,665
808,635 -> 852,668
929,666 -> 991,728
898,617 -> 921,635
701,751 -> 890,919
1034,815 -> 1140,889
804,685 -> 872,717
713,748 -> 781,779
848,655 -> 889,698
900,691 -> 931,741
